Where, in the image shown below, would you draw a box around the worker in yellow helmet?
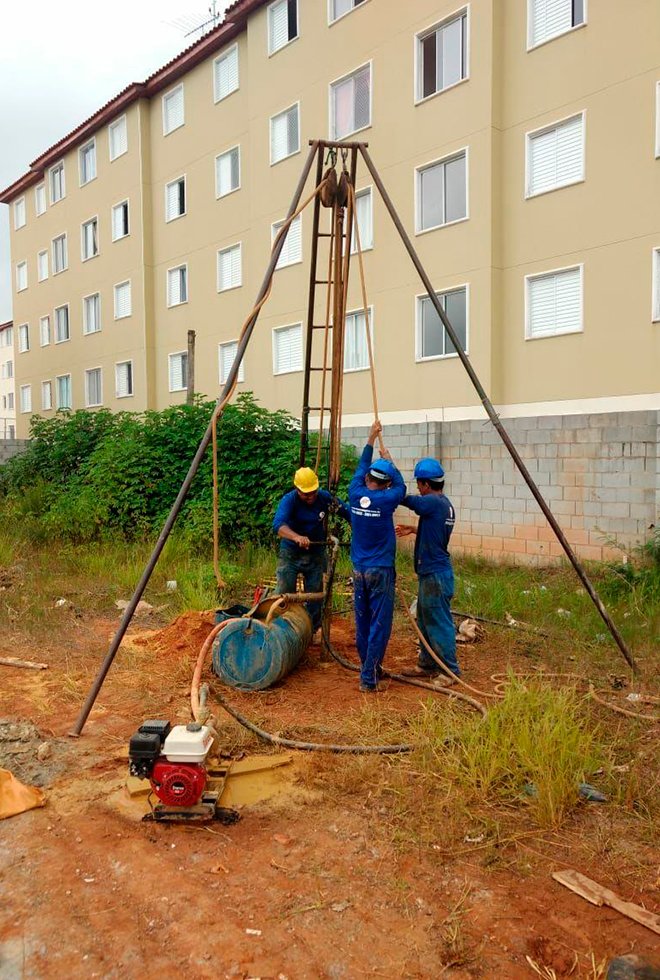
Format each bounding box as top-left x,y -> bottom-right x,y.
272,468 -> 349,632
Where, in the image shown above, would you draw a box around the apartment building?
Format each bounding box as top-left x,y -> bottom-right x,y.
0,321 -> 15,439
1,0 -> 659,562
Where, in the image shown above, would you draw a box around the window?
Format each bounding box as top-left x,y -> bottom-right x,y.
79,139 -> 96,185
6,361 -> 13,379
19,385 -> 32,414
528,0 -> 585,48
214,44 -> 239,102
109,115 -> 128,160
217,243 -> 242,291
0,361 -> 12,380
163,85 -> 184,135
330,0 -> 366,24
41,381 -> 53,411
14,198 -> 26,230
35,184 -> 46,216
219,340 -> 245,384
215,146 -> 240,197
82,217 -> 99,260
526,266 -> 583,339
16,262 -> 28,292
416,151 -> 467,232
83,293 -> 101,335
18,324 -> 30,353
52,234 -> 68,274
169,352 -> 188,392
652,248 -> 660,322
8,394 -> 14,413
165,177 -> 186,221
85,368 -> 102,407
0,327 -> 13,347
112,200 -> 129,240
167,265 -> 188,307
54,305 -> 70,343
351,187 -> 373,252
114,281 -> 132,319
268,0 -> 298,54
526,113 -> 585,197
655,82 -> 660,159
56,374 -> 72,410
40,316 -> 51,347
272,215 -> 302,269
417,10 -> 468,101
417,287 -> 467,360
270,104 -> 300,164
38,250 -> 49,281
344,308 -> 373,372
331,63 -> 371,139
49,162 -> 65,204
273,323 -> 303,374
116,361 -> 134,398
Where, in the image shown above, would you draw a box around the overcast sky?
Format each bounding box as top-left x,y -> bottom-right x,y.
0,1 -> 231,323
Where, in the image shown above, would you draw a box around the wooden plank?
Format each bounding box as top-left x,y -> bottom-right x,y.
0,656 -> 48,670
552,869 -> 660,935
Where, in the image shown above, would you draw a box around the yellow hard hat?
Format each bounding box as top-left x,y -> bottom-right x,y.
293,467 -> 319,493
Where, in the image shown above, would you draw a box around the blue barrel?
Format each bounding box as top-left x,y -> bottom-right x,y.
211,601 -> 312,691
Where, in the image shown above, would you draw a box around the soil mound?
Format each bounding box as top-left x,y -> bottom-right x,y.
127,610 -> 216,659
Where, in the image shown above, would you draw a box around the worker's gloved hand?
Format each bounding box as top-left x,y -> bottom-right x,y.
296,535 -> 311,549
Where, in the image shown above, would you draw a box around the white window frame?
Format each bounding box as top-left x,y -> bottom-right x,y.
414,6 -> 470,105
109,115 -> 128,161
115,360 -> 134,398
270,102 -> 301,165
54,304 -> 70,344
329,62 -> 372,140
328,0 -> 369,26
167,264 -> 189,308
415,147 -> 469,235
213,43 -> 239,103
16,261 -> 28,293
652,247 -> 660,323
351,186 -> 373,253
165,176 -> 186,222
162,84 -> 185,135
41,380 -> 53,411
415,284 -> 470,362
49,161 -> 65,204
344,306 -> 374,373
215,145 -> 241,199
81,216 -> 99,261
527,0 -> 587,51
111,199 -> 130,241
271,215 -> 302,269
83,292 -> 101,336
37,250 -> 49,282
19,385 -> 32,414
55,374 -> 72,410
114,280 -> 132,320
14,197 -> 26,230
79,138 -> 97,186
218,340 -> 245,385
655,81 -> 660,159
35,184 -> 46,217
39,315 -> 51,347
85,367 -> 103,408
168,351 -> 188,392
52,233 -> 68,274
525,111 -> 586,198
272,322 -> 303,375
524,264 -> 584,340
217,242 -> 243,292
18,323 -> 30,353
267,0 -> 299,56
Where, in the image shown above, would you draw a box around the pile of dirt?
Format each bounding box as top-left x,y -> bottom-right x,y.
0,719 -> 66,787
126,610 -> 216,660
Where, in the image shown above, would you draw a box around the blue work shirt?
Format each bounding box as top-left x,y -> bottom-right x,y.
402,492 -> 455,575
273,489 -> 349,555
348,445 -> 406,570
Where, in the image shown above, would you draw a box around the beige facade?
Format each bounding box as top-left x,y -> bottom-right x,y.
2,0 -> 660,441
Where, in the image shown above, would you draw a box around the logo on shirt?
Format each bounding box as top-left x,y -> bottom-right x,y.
359,496 -> 371,509
319,511 -> 325,520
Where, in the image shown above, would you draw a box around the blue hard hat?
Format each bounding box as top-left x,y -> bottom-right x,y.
369,458 -> 396,481
414,457 -> 445,480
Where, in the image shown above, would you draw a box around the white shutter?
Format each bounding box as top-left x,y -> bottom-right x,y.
112,202 -> 128,240
653,249 -> 660,322
214,46 -> 239,101
353,66 -> 371,131
167,267 -> 187,306
269,0 -> 288,53
86,369 -> 102,406
16,263 -> 27,291
530,0 -> 572,47
166,181 -> 183,221
35,185 -> 46,215
14,198 -> 26,229
216,149 -> 239,196
271,113 -> 288,163
274,214 -> 302,268
40,316 -> 50,346
84,294 -> 100,334
116,361 -> 133,397
38,251 -> 48,281
219,341 -> 244,384
218,244 -> 242,291
529,114 -> 583,195
555,115 -> 584,184
352,188 -> 373,252
274,324 -> 302,373
109,117 -> 128,159
114,282 -> 131,319
20,386 -> 31,413
528,267 -> 581,337
169,353 -> 187,391
163,86 -> 184,134
41,381 -> 52,410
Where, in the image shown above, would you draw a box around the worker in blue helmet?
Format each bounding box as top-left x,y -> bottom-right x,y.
348,420 -> 406,692
396,457 -> 460,681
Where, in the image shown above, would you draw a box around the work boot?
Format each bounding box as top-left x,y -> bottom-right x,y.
359,682 -> 385,693
400,665 -> 440,678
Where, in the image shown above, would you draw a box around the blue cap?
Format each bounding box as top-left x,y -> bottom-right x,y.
369,458 -> 396,481
414,457 -> 445,480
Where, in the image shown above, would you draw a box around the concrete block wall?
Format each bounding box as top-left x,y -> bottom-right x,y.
0,439 -> 29,465
341,410 -> 659,566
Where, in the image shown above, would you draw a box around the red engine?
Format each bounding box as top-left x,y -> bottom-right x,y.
150,760 -> 207,807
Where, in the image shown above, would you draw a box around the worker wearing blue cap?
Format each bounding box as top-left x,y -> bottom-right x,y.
348,420 -> 406,692
396,457 -> 460,680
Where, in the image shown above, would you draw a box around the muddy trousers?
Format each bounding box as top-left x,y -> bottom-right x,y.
416,569 -> 460,676
353,567 -> 395,689
276,549 -> 326,631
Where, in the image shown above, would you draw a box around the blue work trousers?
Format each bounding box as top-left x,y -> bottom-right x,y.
276,548 -> 326,630
353,567 -> 395,688
417,569 -> 460,676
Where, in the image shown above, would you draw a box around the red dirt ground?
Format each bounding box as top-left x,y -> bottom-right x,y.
1,608 -> 658,979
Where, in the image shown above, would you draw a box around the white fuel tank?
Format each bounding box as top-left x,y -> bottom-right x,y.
162,723 -> 213,763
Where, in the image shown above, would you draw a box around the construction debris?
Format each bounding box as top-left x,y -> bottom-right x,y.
552,869 -> 660,935
0,656 -> 48,670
